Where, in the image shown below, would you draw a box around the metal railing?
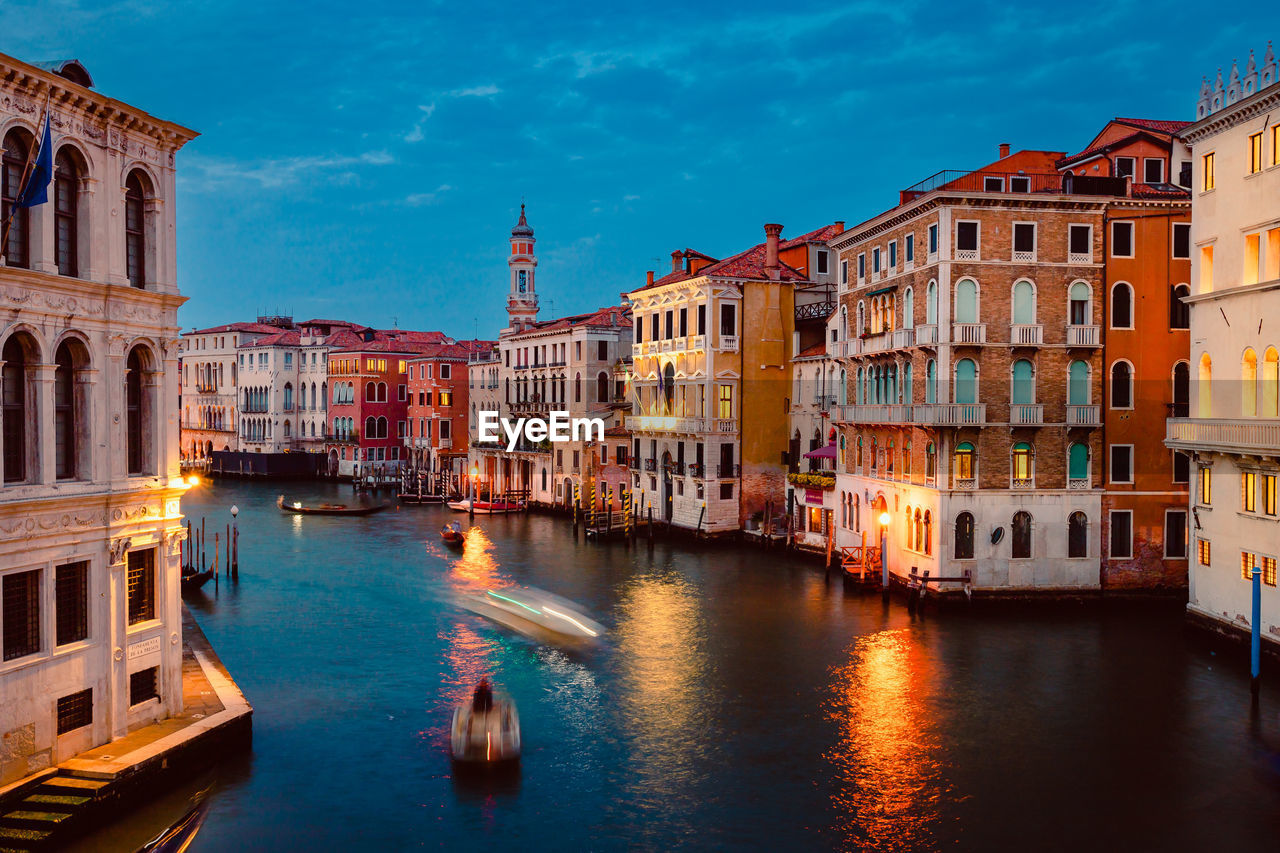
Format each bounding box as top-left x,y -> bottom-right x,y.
900,170 -> 1127,202
796,301 -> 836,321
716,464 -> 740,478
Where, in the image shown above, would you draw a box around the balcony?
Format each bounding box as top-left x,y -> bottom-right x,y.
916,403 -> 987,425
688,463 -> 705,478
549,360 -> 567,368
856,328 -> 915,355
1066,325 -> 1100,347
719,334 -> 740,351
1009,404 -> 1044,425
1068,477 -> 1091,490
1010,324 -> 1042,346
1011,477 -> 1034,489
1068,251 -> 1093,264
796,300 -> 836,322
514,363 -> 529,371
915,324 -> 939,346
628,415 -> 707,434
660,339 -> 673,352
1066,405 -> 1101,426
1012,250 -> 1036,263
644,459 -> 657,472
716,464 -> 740,478
899,169 -> 1127,203
673,336 -> 687,351
439,437 -> 452,449
954,477 -> 977,490
953,323 -> 986,344
689,335 -> 706,350
840,404 -> 914,425
1165,418 -> 1280,456
713,418 -> 736,433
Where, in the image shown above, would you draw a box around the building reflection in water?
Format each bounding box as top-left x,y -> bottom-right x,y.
825,629 -> 952,852
613,571 -> 710,827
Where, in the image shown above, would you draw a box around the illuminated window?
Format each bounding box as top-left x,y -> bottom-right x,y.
1249,132 -> 1264,174
1011,442 -> 1033,481
1264,474 -> 1277,516
1198,538 -> 1211,566
1202,152 -> 1214,191
398,360 -> 407,374
1242,551 -> 1257,581
1274,126 -> 1280,167
718,384 -> 733,419
1242,471 -> 1257,512
954,442 -> 975,480
1200,466 -> 1212,505
1264,556 -> 1278,587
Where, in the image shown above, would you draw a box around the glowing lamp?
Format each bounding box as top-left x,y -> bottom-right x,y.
187,475 -> 201,487
879,512 -> 891,526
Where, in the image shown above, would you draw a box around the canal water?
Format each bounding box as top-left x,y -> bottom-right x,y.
75,480 -> 1280,851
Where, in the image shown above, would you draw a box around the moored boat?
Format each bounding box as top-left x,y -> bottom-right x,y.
181,566 -> 213,592
450,681 -> 520,767
447,498 -> 525,514
277,495 -> 389,516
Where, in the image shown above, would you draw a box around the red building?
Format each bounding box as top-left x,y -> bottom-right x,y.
406,340 -> 494,485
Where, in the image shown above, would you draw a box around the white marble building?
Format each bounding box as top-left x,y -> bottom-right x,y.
1168,46 -> 1280,647
0,55 -> 197,785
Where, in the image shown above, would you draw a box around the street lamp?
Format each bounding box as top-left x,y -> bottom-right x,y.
878,511 -> 891,598
469,464 -> 479,520
229,504 -> 239,576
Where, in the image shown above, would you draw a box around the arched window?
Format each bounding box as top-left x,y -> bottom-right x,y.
1011,359 -> 1034,404
903,363 -> 913,405
906,506 -> 916,549
954,511 -> 975,559
839,369 -> 847,406
925,359 -> 936,404
856,435 -> 864,468
1111,361 -> 1133,408
856,301 -> 865,336
926,442 -> 936,481
54,149 -> 81,277
926,281 -> 938,325
1242,348 -> 1258,417
377,416 -> 387,438
365,381 -> 376,402
299,383 -> 307,410
124,171 -> 149,288
838,434 -> 846,467
1069,442 -> 1089,483
1170,284 -> 1190,329
377,382 -> 387,403
903,287 -> 915,329
1111,283 -> 1133,329
2,333 -> 38,482
1068,361 -> 1090,406
1262,348 -> 1279,417
1011,510 -> 1033,559
365,416 -> 376,437
1012,280 -> 1035,325
284,383 -> 294,411
1068,511 -> 1088,558
575,372 -> 582,403
2,130 -> 33,268
595,371 -> 608,405
1011,442 -> 1033,483
1068,281 -> 1091,326
126,346 -> 154,475
283,420 -> 291,438
54,339 -> 89,480
955,279 -> 978,324
955,358 -> 977,404
1172,362 -> 1190,417
954,441 -> 975,481
853,494 -> 860,532
923,511 -> 932,556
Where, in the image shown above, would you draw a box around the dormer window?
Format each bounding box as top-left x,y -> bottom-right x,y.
1114,156 -> 1135,179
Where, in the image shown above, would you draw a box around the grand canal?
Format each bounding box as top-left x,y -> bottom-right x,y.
75,480 -> 1280,851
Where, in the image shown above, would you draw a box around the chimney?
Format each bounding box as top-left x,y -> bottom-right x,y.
646,270 -> 655,287
834,221 -> 845,234
764,223 -> 783,269
671,250 -> 684,273
998,143 -> 1011,159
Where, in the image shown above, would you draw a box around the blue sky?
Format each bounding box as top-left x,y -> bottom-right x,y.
0,1 -> 1265,337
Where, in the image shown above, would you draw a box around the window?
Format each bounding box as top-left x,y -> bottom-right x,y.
1069,224 -> 1091,259
1264,474 -> 1277,516
664,310 -> 673,339
1012,281 -> 1035,325
1069,512 -> 1088,558
928,224 -> 939,255
1143,158 -> 1164,184
57,689 -> 92,735
1178,160 -> 1192,187
817,249 -> 829,275
1111,222 -> 1134,258
954,512 -> 974,559
1110,511 -> 1133,559
1265,556 -> 1278,587
127,549 -> 155,625
1198,538 -> 1211,566
438,391 -> 451,407
124,171 -> 147,287
2,335 -> 31,483
1011,511 -> 1032,559
398,384 -> 407,402
697,305 -> 706,335
983,175 -> 1004,192
955,359 -> 977,404
888,242 -> 897,269
1110,445 -> 1133,484
1069,442 -> 1089,483
872,247 -> 881,273
130,666 -> 159,706
718,384 -> 733,419
956,221 -> 979,254
55,561 -> 88,646
54,340 -> 85,480
1202,152 -> 1215,191
955,279 -> 978,324
2,569 -> 40,661
720,304 -> 736,337
1011,359 -> 1034,404
954,442 -> 975,480
857,254 -> 866,280
840,260 -> 848,285
1011,442 -> 1033,482
1165,511 -> 1187,559
1249,132 -> 1264,174
1200,466 -> 1212,505
1009,176 -> 1030,193
54,150 -> 80,277
1242,471 -> 1257,512
1242,551 -> 1258,581
1012,223 -> 1036,258
1173,223 -> 1191,259
1170,284 -> 1190,329
1173,450 -> 1190,484
126,347 -> 151,475
1114,156 -> 1135,179
1110,361 -> 1132,408
905,234 -> 914,262
2,130 -> 31,268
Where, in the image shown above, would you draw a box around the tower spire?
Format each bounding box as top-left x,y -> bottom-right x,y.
507,203 -> 539,331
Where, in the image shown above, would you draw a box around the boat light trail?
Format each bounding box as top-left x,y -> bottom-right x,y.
486,589 -> 542,615
542,605 -> 599,636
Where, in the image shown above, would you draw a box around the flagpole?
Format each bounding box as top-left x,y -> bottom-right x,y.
1,89 -> 52,257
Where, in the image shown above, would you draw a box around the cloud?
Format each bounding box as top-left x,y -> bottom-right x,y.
404,184 -> 454,206
180,149 -> 396,192
449,84 -> 501,97
404,103 -> 436,143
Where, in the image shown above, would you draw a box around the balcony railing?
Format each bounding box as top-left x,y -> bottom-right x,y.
689,334 -> 706,350
644,459 -> 657,471
796,300 -> 837,322
1010,477 -> 1034,489
915,324 -> 939,345
1068,251 -> 1093,264
716,464 -> 740,478
1066,325 -> 1100,347
900,169 -> 1127,202
1165,418 -> 1280,455
953,323 -> 986,344
720,334 -> 740,351
1009,403 -> 1044,425
831,403 -> 987,426
688,463 -> 705,478
1066,405 -> 1101,426
1068,477 -> 1091,490
1010,324 -> 1043,345
954,477 -> 977,490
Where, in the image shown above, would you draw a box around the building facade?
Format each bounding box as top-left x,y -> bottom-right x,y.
178,321 -> 281,460
0,55 -> 197,784
406,341 -> 493,485
627,223 -> 842,534
1167,46 -> 1280,647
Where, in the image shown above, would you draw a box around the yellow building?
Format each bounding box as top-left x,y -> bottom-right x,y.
626,223 -> 843,533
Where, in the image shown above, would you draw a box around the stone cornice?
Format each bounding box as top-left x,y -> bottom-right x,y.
0,266 -> 186,332
1181,83 -> 1280,144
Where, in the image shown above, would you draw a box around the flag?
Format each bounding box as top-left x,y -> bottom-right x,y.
16,110 -> 52,209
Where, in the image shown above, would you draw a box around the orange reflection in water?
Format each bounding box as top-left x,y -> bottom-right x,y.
825,629 -> 952,852
449,526 -> 500,591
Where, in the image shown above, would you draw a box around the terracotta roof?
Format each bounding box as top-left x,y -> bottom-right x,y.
1130,184 -> 1192,199
780,223 -> 845,248
239,330 -> 301,348
516,305 -> 633,335
632,223 -> 841,294
187,321 -> 283,336
796,342 -> 828,359
603,425 -> 630,437
1114,117 -> 1193,135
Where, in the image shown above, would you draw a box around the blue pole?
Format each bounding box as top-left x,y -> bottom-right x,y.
1252,568 -> 1262,696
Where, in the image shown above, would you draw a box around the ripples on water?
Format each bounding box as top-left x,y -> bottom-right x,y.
67,481 -> 1280,852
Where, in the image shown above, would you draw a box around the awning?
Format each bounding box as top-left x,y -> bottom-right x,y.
867,285 -> 897,296
804,443 -> 838,460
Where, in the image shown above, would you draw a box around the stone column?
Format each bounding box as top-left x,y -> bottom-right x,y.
33,363 -> 56,485
74,367 -> 99,483
32,194 -> 57,274
77,177 -> 100,281
107,538 -> 130,739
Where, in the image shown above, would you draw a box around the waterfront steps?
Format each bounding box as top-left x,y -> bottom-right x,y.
0,773 -> 110,850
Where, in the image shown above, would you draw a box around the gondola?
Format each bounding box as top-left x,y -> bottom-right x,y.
181,565 -> 213,592
441,521 -> 465,546
136,797 -> 210,853
277,495 -> 389,516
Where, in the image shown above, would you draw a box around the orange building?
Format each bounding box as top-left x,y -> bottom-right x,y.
1057,118 -> 1193,589
406,340 -> 494,486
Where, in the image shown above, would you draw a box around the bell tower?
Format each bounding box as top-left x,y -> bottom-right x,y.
507,204 -> 539,331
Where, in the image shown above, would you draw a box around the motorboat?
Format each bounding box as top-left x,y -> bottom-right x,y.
441,521 -> 465,546
447,498 -> 525,514
459,586 -> 606,648
277,495 -> 389,516
450,682 -> 520,767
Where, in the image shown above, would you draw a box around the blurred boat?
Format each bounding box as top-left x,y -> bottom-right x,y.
450,682 -> 520,767
441,521 -> 465,546
277,495 -> 388,516
135,797 -> 210,853
460,587 -> 605,647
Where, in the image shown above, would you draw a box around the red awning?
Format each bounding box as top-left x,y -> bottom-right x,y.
804,443 -> 838,460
